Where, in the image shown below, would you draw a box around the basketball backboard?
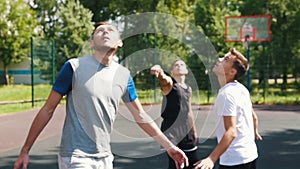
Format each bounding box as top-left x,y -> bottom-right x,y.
225,15 -> 271,42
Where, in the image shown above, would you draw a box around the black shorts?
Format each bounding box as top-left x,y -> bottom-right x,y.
219,159 -> 257,169
167,148 -> 200,169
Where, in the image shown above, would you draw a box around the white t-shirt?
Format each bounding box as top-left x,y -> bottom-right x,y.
214,81 -> 258,166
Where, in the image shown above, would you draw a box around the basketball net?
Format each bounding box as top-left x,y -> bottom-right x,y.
241,24 -> 255,49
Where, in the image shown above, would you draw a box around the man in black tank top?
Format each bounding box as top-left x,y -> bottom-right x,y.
151,60 -> 199,169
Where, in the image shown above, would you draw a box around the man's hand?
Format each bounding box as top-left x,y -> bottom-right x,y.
150,65 -> 163,77
255,129 -> 263,140
14,152 -> 29,169
194,157 -> 214,169
193,132 -> 198,146
167,146 -> 189,169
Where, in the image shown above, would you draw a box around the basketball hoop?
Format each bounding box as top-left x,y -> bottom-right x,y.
225,15 -> 271,42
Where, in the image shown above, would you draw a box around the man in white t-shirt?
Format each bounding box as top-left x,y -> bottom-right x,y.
194,48 -> 262,169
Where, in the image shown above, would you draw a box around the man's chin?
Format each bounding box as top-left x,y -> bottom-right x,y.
95,46 -> 116,52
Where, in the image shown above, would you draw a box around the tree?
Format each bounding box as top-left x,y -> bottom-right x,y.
54,0 -> 94,69
194,0 -> 243,90
238,0 -> 300,92
29,0 -> 60,38
124,0 -> 198,90
79,0 -> 111,22
267,0 -> 300,91
0,0 -> 38,85
108,0 -> 159,62
155,0 -> 196,59
195,0 -> 241,55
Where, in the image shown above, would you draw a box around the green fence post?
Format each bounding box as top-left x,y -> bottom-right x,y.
52,39 -> 55,84
31,37 -> 35,107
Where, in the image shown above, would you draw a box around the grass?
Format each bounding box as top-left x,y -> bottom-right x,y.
251,89 -> 300,104
0,101 -> 46,114
0,84 -> 52,115
134,89 -> 215,105
0,84 -> 51,101
1,84 -> 300,115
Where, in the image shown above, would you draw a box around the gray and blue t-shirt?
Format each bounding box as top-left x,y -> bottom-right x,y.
53,56 -> 137,158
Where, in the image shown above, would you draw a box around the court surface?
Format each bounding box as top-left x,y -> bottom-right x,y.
1,104 -> 299,169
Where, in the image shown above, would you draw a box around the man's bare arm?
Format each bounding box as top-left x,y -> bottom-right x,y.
252,109 -> 263,140
150,65 -> 173,95
194,116 -> 237,169
187,87 -> 197,145
14,90 -> 63,169
125,99 -> 189,168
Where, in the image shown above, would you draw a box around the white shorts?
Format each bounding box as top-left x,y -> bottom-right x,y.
58,154 -> 114,169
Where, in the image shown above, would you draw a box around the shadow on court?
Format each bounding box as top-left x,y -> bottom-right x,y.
1,104 -> 300,169
105,129 -> 300,169
256,129 -> 300,169
1,154 -> 59,169
0,138 -> 216,169
2,129 -> 300,169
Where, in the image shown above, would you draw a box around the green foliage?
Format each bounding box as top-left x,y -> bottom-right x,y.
1,84 -> 300,114
0,84 -> 51,114
155,0 -> 195,57
109,0 -> 157,16
237,0 -> 300,91
29,0 -> 94,78
0,102 -> 45,115
0,0 -> 38,84
79,0 -> 111,22
30,0 -> 59,38
266,0 -> 300,91
195,0 -> 241,54
0,0 -> 299,105
0,84 -> 51,101
54,0 -> 94,69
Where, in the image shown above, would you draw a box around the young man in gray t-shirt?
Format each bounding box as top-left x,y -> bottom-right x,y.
14,22 -> 189,169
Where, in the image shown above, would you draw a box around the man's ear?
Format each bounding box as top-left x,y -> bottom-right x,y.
184,68 -> 188,75
90,40 -> 95,48
230,68 -> 237,78
117,40 -> 123,48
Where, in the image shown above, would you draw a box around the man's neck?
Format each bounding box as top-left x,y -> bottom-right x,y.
94,47 -> 116,65
174,75 -> 186,84
218,76 -> 235,88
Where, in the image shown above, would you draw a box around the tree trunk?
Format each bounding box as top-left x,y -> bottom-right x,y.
282,69 -> 287,91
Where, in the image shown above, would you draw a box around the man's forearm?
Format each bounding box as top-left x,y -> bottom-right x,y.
137,120 -> 174,149
157,71 -> 170,86
21,106 -> 54,154
209,128 -> 236,163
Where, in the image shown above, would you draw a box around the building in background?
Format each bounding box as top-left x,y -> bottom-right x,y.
0,58 -> 49,85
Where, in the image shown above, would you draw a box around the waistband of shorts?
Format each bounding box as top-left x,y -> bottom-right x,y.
182,146 -> 198,152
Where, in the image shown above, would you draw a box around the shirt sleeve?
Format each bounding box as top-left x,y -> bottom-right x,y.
222,93 -> 236,116
122,76 -> 138,103
52,61 -> 73,95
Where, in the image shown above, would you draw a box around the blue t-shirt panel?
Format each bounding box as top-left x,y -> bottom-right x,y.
52,61 -> 73,95
126,76 -> 138,102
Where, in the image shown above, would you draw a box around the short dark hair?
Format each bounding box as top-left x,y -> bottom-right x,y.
172,59 -> 185,67
230,48 -> 248,80
92,21 -> 111,35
